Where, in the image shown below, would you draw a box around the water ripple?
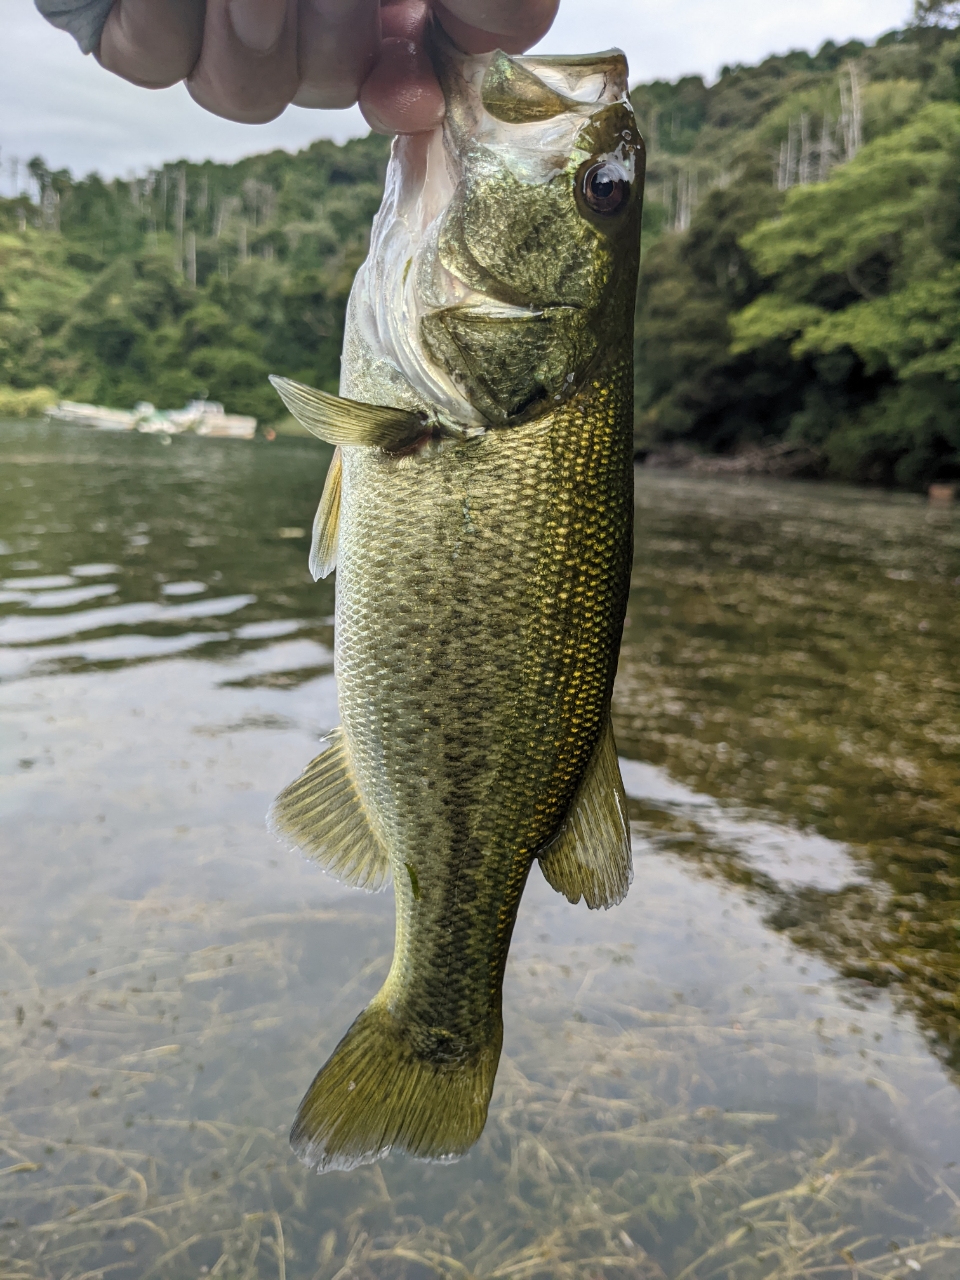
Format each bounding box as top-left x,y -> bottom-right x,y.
0,593 -> 257,646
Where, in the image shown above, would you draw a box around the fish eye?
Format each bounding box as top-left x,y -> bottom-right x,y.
579,160 -> 631,217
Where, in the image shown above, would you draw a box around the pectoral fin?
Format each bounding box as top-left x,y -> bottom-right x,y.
267,728 -> 390,891
538,717 -> 632,910
269,375 -> 426,450
309,446 -> 341,581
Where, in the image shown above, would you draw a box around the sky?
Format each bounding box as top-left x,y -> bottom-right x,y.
1,0 -> 912,185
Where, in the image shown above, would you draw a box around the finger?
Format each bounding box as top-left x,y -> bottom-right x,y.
359,0 -> 443,134
97,0 -> 205,88
293,0 -> 380,109
435,0 -> 559,54
359,36 -> 444,133
188,0 -> 300,123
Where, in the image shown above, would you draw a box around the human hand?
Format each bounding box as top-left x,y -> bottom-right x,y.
95,0 -> 560,132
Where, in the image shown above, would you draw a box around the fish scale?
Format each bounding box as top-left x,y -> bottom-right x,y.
339,354 -> 632,1038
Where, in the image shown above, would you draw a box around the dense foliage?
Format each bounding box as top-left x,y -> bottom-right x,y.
634,18 -> 960,486
1,14 -> 958,483
0,136 -> 389,424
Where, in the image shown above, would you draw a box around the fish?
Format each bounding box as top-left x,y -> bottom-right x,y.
267,25 -> 645,1174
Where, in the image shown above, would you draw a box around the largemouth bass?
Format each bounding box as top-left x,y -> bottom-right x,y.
269,28 -> 644,1173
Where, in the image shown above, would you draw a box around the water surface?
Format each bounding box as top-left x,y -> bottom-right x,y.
2,421 -> 959,1279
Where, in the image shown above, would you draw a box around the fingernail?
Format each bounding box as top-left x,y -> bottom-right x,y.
380,0 -> 429,41
228,0 -> 287,52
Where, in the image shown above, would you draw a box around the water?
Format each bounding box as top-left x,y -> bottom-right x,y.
2,420 -> 959,1279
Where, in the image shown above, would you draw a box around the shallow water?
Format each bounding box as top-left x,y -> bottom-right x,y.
2,420 -> 960,1279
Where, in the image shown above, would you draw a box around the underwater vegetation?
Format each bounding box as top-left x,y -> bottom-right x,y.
1,424 -> 959,1275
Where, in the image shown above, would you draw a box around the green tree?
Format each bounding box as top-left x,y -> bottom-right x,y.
0,132 -> 390,423
915,0 -> 960,27
634,153 -> 813,454
732,103 -> 960,483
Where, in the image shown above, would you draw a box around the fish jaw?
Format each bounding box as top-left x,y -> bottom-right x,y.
340,33 -> 643,428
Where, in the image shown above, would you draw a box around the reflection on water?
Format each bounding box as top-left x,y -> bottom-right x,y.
2,421 -> 959,1278
615,478 -> 960,1087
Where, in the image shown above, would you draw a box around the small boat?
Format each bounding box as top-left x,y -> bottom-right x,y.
177,401 -> 258,439
131,402 -> 186,435
46,399 -> 257,439
45,401 -> 139,430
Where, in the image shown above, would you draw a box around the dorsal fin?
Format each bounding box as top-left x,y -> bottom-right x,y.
269,376 -> 426,450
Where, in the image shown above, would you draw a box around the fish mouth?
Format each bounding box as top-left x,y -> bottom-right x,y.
420,301 -> 588,426
339,36 -> 633,427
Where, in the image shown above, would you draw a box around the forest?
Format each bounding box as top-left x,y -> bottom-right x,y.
0,7 -> 958,487
632,6 -> 960,488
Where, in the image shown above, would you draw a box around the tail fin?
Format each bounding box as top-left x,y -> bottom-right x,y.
290,1001 -> 501,1172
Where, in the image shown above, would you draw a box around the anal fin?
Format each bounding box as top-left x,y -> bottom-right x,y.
269,375 -> 426,450
538,716 -> 632,910
267,728 -> 390,891
309,446 -> 341,581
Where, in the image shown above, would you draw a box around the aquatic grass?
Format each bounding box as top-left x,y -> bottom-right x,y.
2,887 -> 959,1280
618,474 -> 960,1080
4,435 -> 960,1278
